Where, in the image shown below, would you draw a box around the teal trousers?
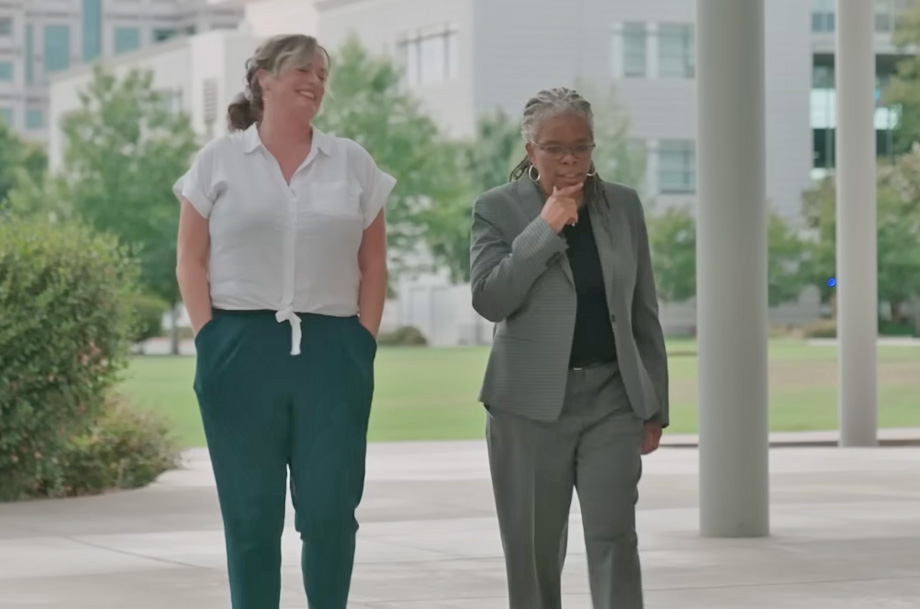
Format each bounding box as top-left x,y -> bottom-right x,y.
193,310 -> 377,609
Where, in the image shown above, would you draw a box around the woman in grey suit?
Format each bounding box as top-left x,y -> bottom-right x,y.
469,87 -> 669,609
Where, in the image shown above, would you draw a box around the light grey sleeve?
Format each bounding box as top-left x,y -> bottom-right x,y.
629,190 -> 670,426
469,195 -> 568,322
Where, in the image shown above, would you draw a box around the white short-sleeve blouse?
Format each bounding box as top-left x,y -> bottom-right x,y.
173,124 -> 396,354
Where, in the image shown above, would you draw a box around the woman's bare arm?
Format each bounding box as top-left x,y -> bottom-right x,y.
175,199 -> 212,335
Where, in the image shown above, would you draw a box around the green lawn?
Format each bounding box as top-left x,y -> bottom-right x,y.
119,340 -> 920,448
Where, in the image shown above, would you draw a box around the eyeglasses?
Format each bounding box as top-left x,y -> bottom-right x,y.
531,141 -> 596,160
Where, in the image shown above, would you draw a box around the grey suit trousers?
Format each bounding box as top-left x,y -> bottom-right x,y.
486,362 -> 644,609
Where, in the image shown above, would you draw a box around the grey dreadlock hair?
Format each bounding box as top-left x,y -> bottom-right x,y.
509,87 -> 605,205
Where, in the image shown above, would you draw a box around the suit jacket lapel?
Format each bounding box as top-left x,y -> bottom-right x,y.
588,184 -> 625,315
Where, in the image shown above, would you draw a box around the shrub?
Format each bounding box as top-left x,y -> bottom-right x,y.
39,394 -> 179,498
378,325 -> 428,346
128,291 -> 167,344
0,218 -> 137,501
802,318 -> 919,339
801,319 -> 837,339
879,319 -> 917,337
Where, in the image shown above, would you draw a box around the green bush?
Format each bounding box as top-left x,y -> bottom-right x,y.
879,319 -> 917,337
802,318 -> 919,339
128,291 -> 167,344
378,325 -> 428,346
39,395 -> 179,497
0,217 -> 137,501
801,319 -> 837,338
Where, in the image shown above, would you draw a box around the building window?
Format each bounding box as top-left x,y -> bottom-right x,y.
153,29 -> 177,42
25,25 -> 34,84
44,25 -> 72,73
813,64 -> 834,89
202,78 -> 217,137
658,24 -> 694,78
82,0 -> 102,61
623,23 -> 646,78
0,62 -> 12,81
26,108 -> 43,129
160,87 -> 184,114
400,28 -> 459,87
1,107 -> 13,125
114,27 -> 141,54
0,18 -> 12,37
658,140 -> 696,194
875,0 -> 913,32
812,0 -> 835,32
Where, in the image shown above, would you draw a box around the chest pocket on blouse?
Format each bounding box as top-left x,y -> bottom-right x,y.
306,180 -> 362,218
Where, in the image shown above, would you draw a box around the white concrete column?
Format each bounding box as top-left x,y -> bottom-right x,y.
835,0 -> 878,447
696,0 -> 770,538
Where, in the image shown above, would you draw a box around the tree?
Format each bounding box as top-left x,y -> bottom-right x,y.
575,81 -> 647,193
315,37 -> 470,279
648,206 -> 808,306
0,119 -> 47,211
646,207 -> 696,303
767,212 -> 809,307
882,1 -> 920,155
52,64 -> 198,354
802,150 -> 920,324
427,109 -> 524,283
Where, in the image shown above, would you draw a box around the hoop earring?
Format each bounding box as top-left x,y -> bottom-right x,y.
528,165 -> 541,182
586,165 -> 597,178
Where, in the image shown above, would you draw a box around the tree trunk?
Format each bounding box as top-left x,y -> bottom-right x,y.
170,304 -> 180,356
891,299 -> 903,324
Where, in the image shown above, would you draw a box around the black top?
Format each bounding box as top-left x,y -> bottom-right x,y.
562,204 -> 617,368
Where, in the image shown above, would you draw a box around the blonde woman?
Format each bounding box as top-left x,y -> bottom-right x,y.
174,35 -> 394,609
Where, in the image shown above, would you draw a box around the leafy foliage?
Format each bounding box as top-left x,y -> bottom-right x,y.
0,217 -> 138,500
0,119 -> 47,211
54,64 -> 198,311
647,206 -> 809,305
802,149 -> 920,321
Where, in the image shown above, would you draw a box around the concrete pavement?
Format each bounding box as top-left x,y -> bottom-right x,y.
1,441 -> 919,608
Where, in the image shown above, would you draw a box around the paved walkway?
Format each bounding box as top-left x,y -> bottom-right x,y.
1,441 -> 919,608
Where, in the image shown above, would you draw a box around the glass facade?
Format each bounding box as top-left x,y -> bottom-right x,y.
114,27 -> 141,54
153,29 -> 177,42
44,25 -> 72,73
25,25 -> 34,84
659,141 -> 697,194
658,24 -> 695,78
0,62 -> 13,81
82,0 -> 102,61
26,109 -> 43,130
623,23 -> 646,77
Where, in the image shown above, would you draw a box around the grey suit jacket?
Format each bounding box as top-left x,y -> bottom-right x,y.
469,178 -> 669,426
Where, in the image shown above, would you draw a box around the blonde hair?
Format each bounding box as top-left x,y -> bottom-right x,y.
226,34 -> 331,131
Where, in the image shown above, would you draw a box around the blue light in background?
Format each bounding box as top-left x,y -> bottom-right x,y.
827,277 -> 837,288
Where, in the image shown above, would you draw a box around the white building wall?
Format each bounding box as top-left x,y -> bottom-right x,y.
239,0 -> 319,37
